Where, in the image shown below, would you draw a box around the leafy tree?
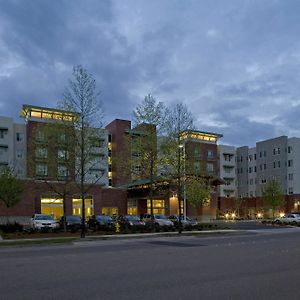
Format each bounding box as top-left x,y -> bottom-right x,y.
233,196 -> 244,217
162,103 -> 194,233
185,176 -> 211,208
262,179 -> 284,218
0,168 -> 23,208
59,65 -> 104,238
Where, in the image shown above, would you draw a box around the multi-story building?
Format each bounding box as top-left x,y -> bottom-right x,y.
221,136 -> 300,217
3,103 -> 300,221
0,116 -> 27,177
0,105 -> 126,222
218,145 -> 236,199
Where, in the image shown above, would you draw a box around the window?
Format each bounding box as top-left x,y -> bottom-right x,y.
250,179 -> 253,185
277,161 -> 280,168
0,129 -> 8,139
16,149 -> 24,159
254,166 -> 257,172
58,165 -> 69,178
207,150 -> 214,159
36,164 -> 48,177
263,150 -> 267,157
35,147 -> 47,159
261,178 -> 266,184
0,146 -> 8,155
273,147 -> 280,155
264,164 -> 266,170
206,163 -> 214,172
289,187 -> 293,195
248,155 -> 252,161
288,146 -> 293,153
273,161 -> 276,168
58,133 -> 67,143
223,154 -> 233,161
288,174 -> 293,181
288,160 -> 293,167
35,130 -> 45,142
254,154 -> 257,160
58,149 -> 69,160
16,132 -> 24,142
194,162 -> 200,172
249,167 -> 252,173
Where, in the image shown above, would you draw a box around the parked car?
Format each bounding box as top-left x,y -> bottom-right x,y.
186,216 -> 198,229
274,213 -> 300,225
168,215 -> 189,229
168,215 -> 198,230
30,214 -> 59,231
117,215 -> 146,232
87,215 -> 116,231
142,214 -> 174,231
59,215 -> 82,232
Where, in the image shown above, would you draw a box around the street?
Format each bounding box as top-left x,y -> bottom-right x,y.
1,226 -> 300,300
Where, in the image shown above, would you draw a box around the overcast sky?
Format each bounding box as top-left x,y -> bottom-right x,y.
1,0 -> 300,147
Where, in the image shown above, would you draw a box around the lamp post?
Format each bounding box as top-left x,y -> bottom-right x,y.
178,144 -> 183,234
178,143 -> 187,232
181,143 -> 187,221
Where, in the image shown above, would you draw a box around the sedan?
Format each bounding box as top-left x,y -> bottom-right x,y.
117,215 -> 146,232
274,213 -> 300,225
87,215 -> 116,231
59,215 -> 82,232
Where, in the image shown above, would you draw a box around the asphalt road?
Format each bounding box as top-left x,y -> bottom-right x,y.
1,226 -> 300,300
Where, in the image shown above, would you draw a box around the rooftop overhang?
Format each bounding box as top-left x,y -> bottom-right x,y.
180,130 -> 223,144
121,177 -> 170,190
20,104 -> 79,122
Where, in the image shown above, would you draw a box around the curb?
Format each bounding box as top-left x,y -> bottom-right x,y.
0,229 -> 239,246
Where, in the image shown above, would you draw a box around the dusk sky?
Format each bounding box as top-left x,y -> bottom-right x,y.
1,0 -> 300,147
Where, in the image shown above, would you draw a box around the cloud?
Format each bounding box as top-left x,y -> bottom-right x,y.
1,0 -> 300,147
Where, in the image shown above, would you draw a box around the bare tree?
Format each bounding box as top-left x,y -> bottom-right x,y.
27,120 -> 77,232
132,94 -> 166,224
59,65 -> 104,238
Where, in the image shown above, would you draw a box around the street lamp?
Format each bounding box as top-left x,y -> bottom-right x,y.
179,144 -> 187,221
178,143 -> 186,233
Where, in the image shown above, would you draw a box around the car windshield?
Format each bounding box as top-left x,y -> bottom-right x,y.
126,216 -> 140,221
155,214 -> 167,220
66,216 -> 81,222
35,215 -> 54,220
96,215 -> 112,221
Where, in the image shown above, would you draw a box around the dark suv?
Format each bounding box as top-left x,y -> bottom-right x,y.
87,215 -> 115,231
